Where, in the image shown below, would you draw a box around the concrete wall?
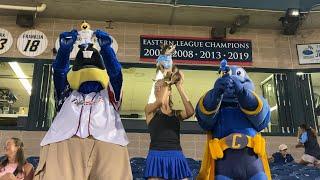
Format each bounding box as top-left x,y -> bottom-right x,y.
0,16 -> 320,69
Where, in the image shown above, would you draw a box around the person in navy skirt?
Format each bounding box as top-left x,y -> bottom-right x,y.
144,71 -> 194,180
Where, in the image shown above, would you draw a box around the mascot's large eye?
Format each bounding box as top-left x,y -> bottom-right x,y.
235,68 -> 246,78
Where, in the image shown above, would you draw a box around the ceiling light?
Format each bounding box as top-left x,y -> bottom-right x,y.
8,62 -> 32,95
287,8 -> 300,17
279,8 -> 302,35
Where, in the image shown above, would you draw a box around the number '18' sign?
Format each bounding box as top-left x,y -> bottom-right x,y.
0,28 -> 13,55
17,30 -> 48,57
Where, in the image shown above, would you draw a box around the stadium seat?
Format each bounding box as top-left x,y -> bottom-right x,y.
26,156 -> 40,169
1,156 -> 320,179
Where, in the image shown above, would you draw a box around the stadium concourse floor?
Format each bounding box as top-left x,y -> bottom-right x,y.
18,156 -> 320,179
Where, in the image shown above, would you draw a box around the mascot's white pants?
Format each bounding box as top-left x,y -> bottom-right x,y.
34,136 -> 132,180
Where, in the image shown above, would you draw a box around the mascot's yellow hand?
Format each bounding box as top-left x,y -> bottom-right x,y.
209,139 -> 224,160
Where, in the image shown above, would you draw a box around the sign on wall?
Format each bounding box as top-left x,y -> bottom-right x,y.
0,28 -> 13,55
55,35 -> 118,59
140,35 -> 252,65
17,30 -> 48,57
297,44 -> 320,64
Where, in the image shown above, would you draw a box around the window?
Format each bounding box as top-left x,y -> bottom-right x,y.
121,67 -> 217,121
0,62 -> 33,128
259,74 -> 279,133
311,73 -> 320,133
121,68 -> 279,126
19,62 -> 285,134
0,58 -> 317,135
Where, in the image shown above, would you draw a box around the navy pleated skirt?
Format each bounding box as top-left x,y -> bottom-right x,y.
144,150 -> 192,179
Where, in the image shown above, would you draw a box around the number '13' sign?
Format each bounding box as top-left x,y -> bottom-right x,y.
0,28 -> 13,55
17,30 -> 48,57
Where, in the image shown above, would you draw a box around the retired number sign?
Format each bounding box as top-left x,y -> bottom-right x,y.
17,30 -> 48,57
0,28 -> 13,54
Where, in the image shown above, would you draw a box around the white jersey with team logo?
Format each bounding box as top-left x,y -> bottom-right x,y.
40,86 -> 128,146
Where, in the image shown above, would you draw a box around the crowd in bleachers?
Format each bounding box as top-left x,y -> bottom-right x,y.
0,125 -> 319,179
1,134 -> 320,180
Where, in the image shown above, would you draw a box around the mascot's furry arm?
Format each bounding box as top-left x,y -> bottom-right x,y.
95,30 -> 122,101
231,76 -> 270,131
52,30 -> 78,100
195,60 -> 229,131
195,78 -> 224,131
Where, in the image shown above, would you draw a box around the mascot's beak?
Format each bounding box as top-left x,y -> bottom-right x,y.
67,46 -> 109,90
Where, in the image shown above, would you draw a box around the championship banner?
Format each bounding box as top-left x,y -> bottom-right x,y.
0,28 -> 13,55
140,35 -> 253,65
297,43 -> 320,64
17,30 -> 48,57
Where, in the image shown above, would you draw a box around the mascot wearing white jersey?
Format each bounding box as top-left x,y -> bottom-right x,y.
34,27 -> 132,180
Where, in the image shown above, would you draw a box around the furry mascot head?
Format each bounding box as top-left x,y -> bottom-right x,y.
67,46 -> 109,90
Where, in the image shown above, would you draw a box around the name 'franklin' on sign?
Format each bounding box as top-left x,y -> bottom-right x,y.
140,35 -> 252,65
22,34 -> 45,39
17,30 -> 48,57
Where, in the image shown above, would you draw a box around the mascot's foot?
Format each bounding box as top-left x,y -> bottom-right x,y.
216,172 -> 267,180
249,172 -> 268,180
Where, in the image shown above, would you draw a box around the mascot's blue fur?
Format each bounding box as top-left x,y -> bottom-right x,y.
196,60 -> 271,180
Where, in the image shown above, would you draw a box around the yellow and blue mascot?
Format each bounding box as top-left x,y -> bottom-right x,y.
35,26 -> 132,180
196,60 -> 271,180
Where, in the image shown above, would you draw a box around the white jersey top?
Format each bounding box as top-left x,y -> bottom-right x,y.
41,87 -> 128,146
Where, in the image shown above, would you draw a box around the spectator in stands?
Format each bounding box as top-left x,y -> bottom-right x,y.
296,124 -> 320,167
0,137 -> 34,180
270,144 -> 294,164
144,71 -> 194,180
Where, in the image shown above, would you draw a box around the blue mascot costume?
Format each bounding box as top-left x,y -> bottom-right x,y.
196,60 -> 271,180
